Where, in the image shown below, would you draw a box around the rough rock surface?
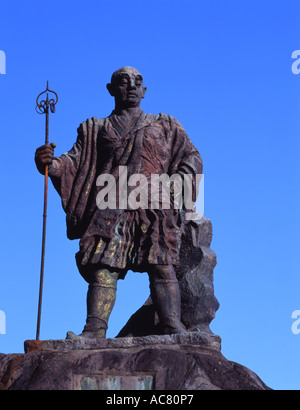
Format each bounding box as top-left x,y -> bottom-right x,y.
0,333 -> 270,390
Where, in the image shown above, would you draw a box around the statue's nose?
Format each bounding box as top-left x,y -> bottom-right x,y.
128,80 -> 136,89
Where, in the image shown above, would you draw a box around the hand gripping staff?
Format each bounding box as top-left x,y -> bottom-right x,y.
35,82 -> 58,340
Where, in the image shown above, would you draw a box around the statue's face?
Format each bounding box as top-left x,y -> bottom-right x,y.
107,67 -> 146,109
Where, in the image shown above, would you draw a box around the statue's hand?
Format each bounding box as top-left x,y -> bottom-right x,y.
35,142 -> 56,165
35,142 -> 56,174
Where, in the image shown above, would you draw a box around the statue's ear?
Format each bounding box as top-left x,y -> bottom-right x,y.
106,83 -> 114,96
142,86 -> 147,99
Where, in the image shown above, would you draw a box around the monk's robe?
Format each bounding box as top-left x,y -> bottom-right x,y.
48,111 -> 202,282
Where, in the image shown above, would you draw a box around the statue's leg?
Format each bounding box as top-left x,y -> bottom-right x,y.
148,265 -> 187,335
80,268 -> 119,338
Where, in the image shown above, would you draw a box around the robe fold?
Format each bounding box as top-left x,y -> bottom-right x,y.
49,111 -> 203,281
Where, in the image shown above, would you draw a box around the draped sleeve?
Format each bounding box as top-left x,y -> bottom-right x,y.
49,117 -> 100,239
49,129 -> 83,209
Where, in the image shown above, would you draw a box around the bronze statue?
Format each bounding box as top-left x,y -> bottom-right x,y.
35,66 -> 203,338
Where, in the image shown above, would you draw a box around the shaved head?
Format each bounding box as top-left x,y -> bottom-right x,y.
107,66 -> 146,111
110,66 -> 143,84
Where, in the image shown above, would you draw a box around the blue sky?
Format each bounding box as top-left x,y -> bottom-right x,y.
0,0 -> 300,390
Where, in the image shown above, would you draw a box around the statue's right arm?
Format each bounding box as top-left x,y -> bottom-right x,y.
35,126 -> 83,177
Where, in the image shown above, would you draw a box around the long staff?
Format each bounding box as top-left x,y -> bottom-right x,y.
35,82 -> 58,340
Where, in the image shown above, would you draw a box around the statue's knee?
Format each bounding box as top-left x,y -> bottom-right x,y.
92,268 -> 119,289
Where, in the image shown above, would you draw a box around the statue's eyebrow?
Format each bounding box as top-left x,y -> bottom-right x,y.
115,72 -> 143,83
118,73 -> 130,79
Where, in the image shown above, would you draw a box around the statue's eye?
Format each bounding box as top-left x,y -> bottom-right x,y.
135,76 -> 143,87
119,76 -> 129,85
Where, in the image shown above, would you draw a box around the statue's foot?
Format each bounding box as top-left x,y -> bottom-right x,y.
66,330 -> 106,340
66,331 -> 81,340
160,323 -> 188,335
79,329 -> 106,339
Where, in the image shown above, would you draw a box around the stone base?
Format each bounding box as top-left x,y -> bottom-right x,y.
0,332 -> 271,390
24,330 -> 222,354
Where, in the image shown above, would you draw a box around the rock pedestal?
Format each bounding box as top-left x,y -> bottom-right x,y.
0,332 -> 270,390
0,217 -> 271,390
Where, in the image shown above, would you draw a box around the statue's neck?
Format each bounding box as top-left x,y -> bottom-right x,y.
113,106 -> 142,118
